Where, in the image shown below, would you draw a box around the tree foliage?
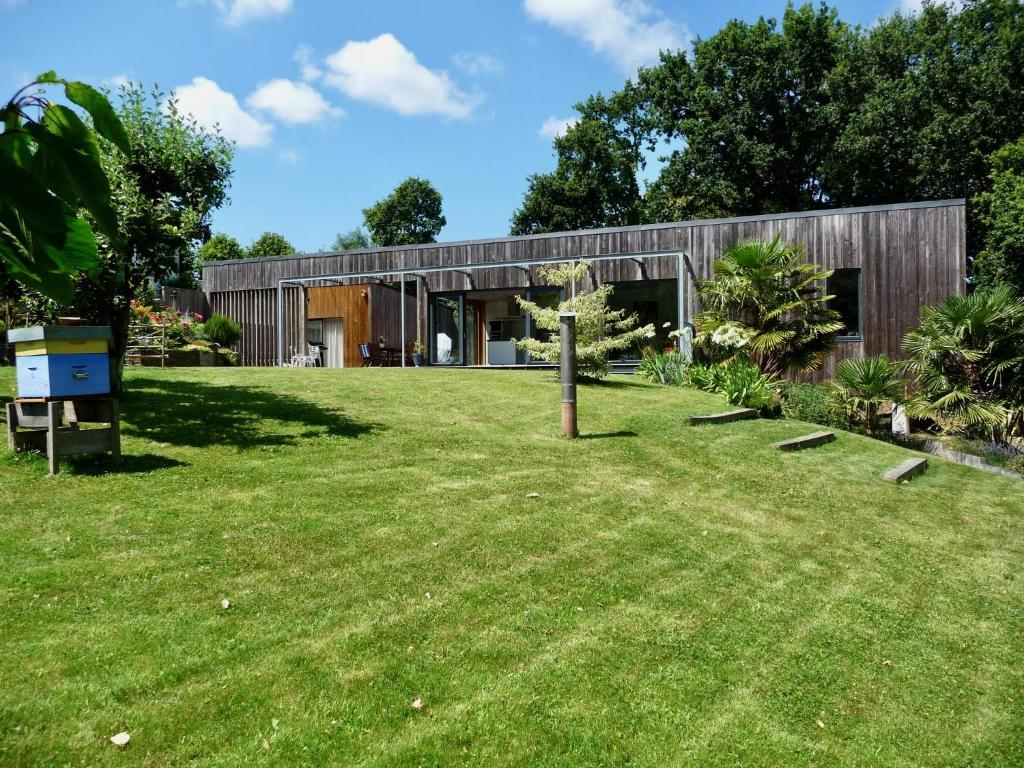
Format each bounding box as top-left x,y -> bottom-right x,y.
973,138 -> 1024,295
511,88 -> 650,235
0,72 -> 129,302
513,261 -> 654,379
198,233 -> 245,264
247,232 -> 294,259
363,177 -> 445,246
331,227 -> 371,251
48,82 -> 233,392
694,237 -> 843,377
903,286 -> 1024,439
513,0 -> 1024,289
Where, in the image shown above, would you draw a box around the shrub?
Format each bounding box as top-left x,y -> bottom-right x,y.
636,350 -> 688,386
826,356 -> 906,435
1007,454 -> 1024,474
203,313 -> 242,347
685,361 -> 778,412
903,286 -> 1024,440
778,381 -> 852,430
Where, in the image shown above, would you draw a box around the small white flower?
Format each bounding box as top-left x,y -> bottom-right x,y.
662,322 -> 671,328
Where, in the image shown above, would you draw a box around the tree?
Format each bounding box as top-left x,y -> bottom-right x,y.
826,356 -> 906,435
198,233 -> 245,264
903,286 -> 1024,440
640,4 -> 855,221
973,138 -> 1024,295
511,88 -> 650,235
247,232 -> 294,258
363,177 -> 445,246
0,71 -> 130,301
331,227 -> 371,251
63,83 -> 233,393
513,261 -> 655,379
694,237 -> 843,377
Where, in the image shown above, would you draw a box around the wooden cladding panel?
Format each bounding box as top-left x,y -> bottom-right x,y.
307,284 -> 369,367
203,202 -> 965,369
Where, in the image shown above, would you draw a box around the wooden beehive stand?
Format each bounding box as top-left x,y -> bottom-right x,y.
6,397 -> 121,475
6,322 -> 121,475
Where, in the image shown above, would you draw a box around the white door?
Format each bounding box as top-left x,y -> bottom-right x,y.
323,319 -> 345,368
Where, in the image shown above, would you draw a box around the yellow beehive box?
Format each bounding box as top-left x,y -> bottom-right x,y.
14,338 -> 109,356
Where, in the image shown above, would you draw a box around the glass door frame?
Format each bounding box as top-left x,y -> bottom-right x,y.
429,291 -> 467,365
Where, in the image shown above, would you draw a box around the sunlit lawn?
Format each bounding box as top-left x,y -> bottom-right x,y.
1,366 -> 1022,766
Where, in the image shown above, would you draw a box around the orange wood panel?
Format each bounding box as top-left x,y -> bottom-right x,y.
307,285 -> 370,366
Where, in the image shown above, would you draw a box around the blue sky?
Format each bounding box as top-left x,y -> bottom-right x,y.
4,0 -> 911,252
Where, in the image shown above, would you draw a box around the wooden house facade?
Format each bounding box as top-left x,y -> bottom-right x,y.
200,199 -> 966,377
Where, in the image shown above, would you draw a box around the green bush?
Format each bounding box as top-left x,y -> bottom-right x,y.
685,361 -> 778,412
202,314 -> 242,347
1007,454 -> 1024,474
636,351 -> 688,386
778,381 -> 852,430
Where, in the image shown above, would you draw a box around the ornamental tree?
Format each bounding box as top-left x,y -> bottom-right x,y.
363,177 -> 445,246
514,261 -> 655,380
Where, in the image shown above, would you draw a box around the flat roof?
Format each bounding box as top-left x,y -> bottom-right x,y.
203,198 -> 965,269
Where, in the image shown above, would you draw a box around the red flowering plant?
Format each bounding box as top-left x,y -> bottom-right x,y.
130,300 -> 203,348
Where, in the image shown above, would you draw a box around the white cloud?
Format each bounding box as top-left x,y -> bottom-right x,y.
247,79 -> 343,124
294,44 -> 323,81
212,0 -> 293,25
524,0 -> 686,72
323,33 -> 480,119
452,52 -> 505,77
279,148 -> 300,165
539,115 -> 578,139
173,77 -> 273,148
104,74 -> 131,90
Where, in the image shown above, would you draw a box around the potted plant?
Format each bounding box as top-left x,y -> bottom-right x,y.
412,340 -> 425,367
377,335 -> 386,350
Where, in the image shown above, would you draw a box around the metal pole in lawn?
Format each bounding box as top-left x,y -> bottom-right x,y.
559,311 -> 578,438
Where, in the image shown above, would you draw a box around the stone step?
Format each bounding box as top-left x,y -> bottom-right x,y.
688,408 -> 758,426
772,431 -> 836,451
882,457 -> 928,482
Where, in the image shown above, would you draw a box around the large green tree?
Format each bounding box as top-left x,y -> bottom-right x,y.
246,232 -> 294,258
68,83 -> 233,392
511,88 -> 650,235
971,138 -> 1024,295
641,3 -> 854,221
363,177 -> 446,246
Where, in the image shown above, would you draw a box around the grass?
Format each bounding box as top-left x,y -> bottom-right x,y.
1,366 -> 1022,767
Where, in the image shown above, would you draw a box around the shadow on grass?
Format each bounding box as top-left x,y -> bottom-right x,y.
121,377 -> 380,449
578,430 -> 639,440
68,453 -> 189,475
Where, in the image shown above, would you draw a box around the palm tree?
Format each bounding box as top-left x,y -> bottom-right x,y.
695,236 -> 844,377
826,356 -> 906,435
902,286 -> 1024,439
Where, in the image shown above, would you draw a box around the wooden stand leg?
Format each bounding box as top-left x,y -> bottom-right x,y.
110,399 -> 121,467
46,401 -> 60,476
6,402 -> 16,452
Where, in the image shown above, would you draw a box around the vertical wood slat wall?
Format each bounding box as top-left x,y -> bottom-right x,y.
203,201 -> 966,375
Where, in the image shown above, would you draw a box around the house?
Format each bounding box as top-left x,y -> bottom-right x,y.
197,199 -> 966,377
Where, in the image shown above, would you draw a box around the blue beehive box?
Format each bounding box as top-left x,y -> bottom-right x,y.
7,326 -> 112,399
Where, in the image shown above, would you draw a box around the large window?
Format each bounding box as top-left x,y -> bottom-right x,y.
606,279 -> 679,360
828,268 -> 861,340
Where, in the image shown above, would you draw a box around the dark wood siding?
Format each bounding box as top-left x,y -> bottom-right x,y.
203,200 -> 966,374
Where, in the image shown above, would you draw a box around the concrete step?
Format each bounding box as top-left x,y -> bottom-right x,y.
882,457 -> 928,482
688,408 -> 758,426
773,431 -> 836,451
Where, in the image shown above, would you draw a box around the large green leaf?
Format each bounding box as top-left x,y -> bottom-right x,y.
30,105 -> 119,238
0,151 -> 68,240
65,81 -> 130,154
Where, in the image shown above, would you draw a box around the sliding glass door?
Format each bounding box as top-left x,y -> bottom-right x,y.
431,294 -> 463,365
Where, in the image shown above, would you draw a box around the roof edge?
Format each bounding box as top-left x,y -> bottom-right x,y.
202,198 -> 966,270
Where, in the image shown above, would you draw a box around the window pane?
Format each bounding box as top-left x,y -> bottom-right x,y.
828,269 -> 861,338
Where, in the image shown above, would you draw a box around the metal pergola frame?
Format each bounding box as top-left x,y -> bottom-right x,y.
275,249 -> 693,368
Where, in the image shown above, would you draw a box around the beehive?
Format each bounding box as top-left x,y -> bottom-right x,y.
8,326 -> 112,399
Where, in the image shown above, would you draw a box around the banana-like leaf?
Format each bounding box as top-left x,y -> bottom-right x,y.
64,81 -> 130,153
0,152 -> 68,240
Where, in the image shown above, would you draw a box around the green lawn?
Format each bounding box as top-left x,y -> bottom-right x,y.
1,367 -> 1022,767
